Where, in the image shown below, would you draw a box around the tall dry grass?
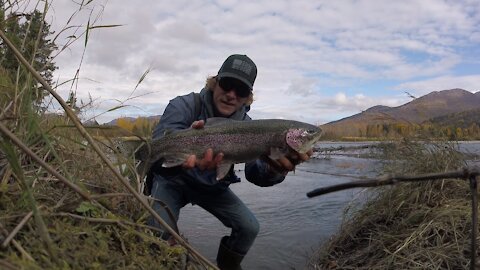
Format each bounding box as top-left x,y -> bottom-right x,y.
308,139 -> 477,269
0,1 -> 212,269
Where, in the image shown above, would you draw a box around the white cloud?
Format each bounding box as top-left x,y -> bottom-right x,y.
249,90 -> 406,125
158,21 -> 210,43
395,75 -> 480,96
470,32 -> 480,43
285,77 -> 317,96
334,93 -> 348,105
24,0 -> 478,124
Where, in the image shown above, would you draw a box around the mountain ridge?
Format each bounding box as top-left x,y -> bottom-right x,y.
325,88 -> 480,126
321,88 -> 480,137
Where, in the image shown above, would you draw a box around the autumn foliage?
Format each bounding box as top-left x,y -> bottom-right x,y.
114,116 -> 159,137
321,122 -> 480,141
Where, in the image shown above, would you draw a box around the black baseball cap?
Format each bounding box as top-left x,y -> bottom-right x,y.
217,54 -> 257,89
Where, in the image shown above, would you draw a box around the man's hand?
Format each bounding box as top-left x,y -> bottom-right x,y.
264,149 -> 313,175
182,120 -> 224,170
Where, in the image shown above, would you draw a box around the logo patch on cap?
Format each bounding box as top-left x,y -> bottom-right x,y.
231,59 -> 253,75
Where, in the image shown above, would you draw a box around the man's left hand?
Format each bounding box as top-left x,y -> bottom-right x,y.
264,149 -> 313,175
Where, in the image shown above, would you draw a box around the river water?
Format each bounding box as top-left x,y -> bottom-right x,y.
177,141 -> 480,270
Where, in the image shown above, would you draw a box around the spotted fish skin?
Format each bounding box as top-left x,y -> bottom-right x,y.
136,118 -> 322,180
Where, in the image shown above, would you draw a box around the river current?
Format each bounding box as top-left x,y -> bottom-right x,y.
178,141 -> 480,270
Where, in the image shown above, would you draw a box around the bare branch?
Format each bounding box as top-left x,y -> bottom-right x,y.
307,167 -> 480,198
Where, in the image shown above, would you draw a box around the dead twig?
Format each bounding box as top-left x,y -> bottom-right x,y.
307,167 -> 479,197
0,259 -> 20,270
469,175 -> 478,270
1,211 -> 33,248
52,212 -> 162,233
0,122 -> 92,200
0,221 -> 35,262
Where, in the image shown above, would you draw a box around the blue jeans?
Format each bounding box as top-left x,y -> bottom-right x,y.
148,174 -> 259,255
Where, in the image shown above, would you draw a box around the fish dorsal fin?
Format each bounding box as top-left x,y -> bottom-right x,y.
205,117 -> 236,127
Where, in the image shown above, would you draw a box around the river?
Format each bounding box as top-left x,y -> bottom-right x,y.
176,141 -> 480,270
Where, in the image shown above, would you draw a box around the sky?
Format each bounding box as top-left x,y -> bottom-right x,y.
22,0 -> 480,124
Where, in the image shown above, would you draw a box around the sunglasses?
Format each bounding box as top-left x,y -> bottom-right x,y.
218,77 -> 251,98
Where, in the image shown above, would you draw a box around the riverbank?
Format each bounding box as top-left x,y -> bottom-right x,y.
0,117 -> 197,269
307,140 -> 478,269
3,123 -> 479,269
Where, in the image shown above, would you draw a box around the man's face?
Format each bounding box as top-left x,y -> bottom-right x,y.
212,78 -> 250,117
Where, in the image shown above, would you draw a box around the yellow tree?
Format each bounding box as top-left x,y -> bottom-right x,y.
455,127 -> 463,139
116,118 -> 134,133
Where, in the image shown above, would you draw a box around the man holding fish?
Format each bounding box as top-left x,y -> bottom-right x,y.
141,54 -> 321,269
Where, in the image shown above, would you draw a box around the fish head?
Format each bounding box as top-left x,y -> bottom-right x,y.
285,125 -> 322,154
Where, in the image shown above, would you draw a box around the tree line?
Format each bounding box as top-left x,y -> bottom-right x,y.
0,5 -> 57,110
83,117 -> 159,138
114,117 -> 159,137
321,122 -> 480,141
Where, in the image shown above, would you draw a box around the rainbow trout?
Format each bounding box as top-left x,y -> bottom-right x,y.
136,118 -> 322,180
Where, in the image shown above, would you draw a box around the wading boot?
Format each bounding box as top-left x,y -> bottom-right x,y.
216,236 -> 244,270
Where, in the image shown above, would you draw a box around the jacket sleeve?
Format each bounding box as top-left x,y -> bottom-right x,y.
152,94 -> 196,139
244,158 -> 286,187
241,114 -> 286,187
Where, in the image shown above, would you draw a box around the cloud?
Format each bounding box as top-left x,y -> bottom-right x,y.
333,93 -> 348,105
285,77 -> 318,96
395,75 -> 480,95
249,87 -> 408,125
36,0 -> 480,124
158,21 -> 209,43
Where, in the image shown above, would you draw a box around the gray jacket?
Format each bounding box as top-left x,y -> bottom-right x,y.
151,88 -> 286,191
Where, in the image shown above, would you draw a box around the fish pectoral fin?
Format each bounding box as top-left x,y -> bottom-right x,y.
216,163 -> 233,180
162,156 -> 188,168
268,147 -> 286,160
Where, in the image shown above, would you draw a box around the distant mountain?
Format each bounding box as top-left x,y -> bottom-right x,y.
326,88 -> 480,126
364,105 -> 391,114
393,88 -> 480,123
83,119 -> 100,126
427,108 -> 480,128
322,88 -> 480,138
